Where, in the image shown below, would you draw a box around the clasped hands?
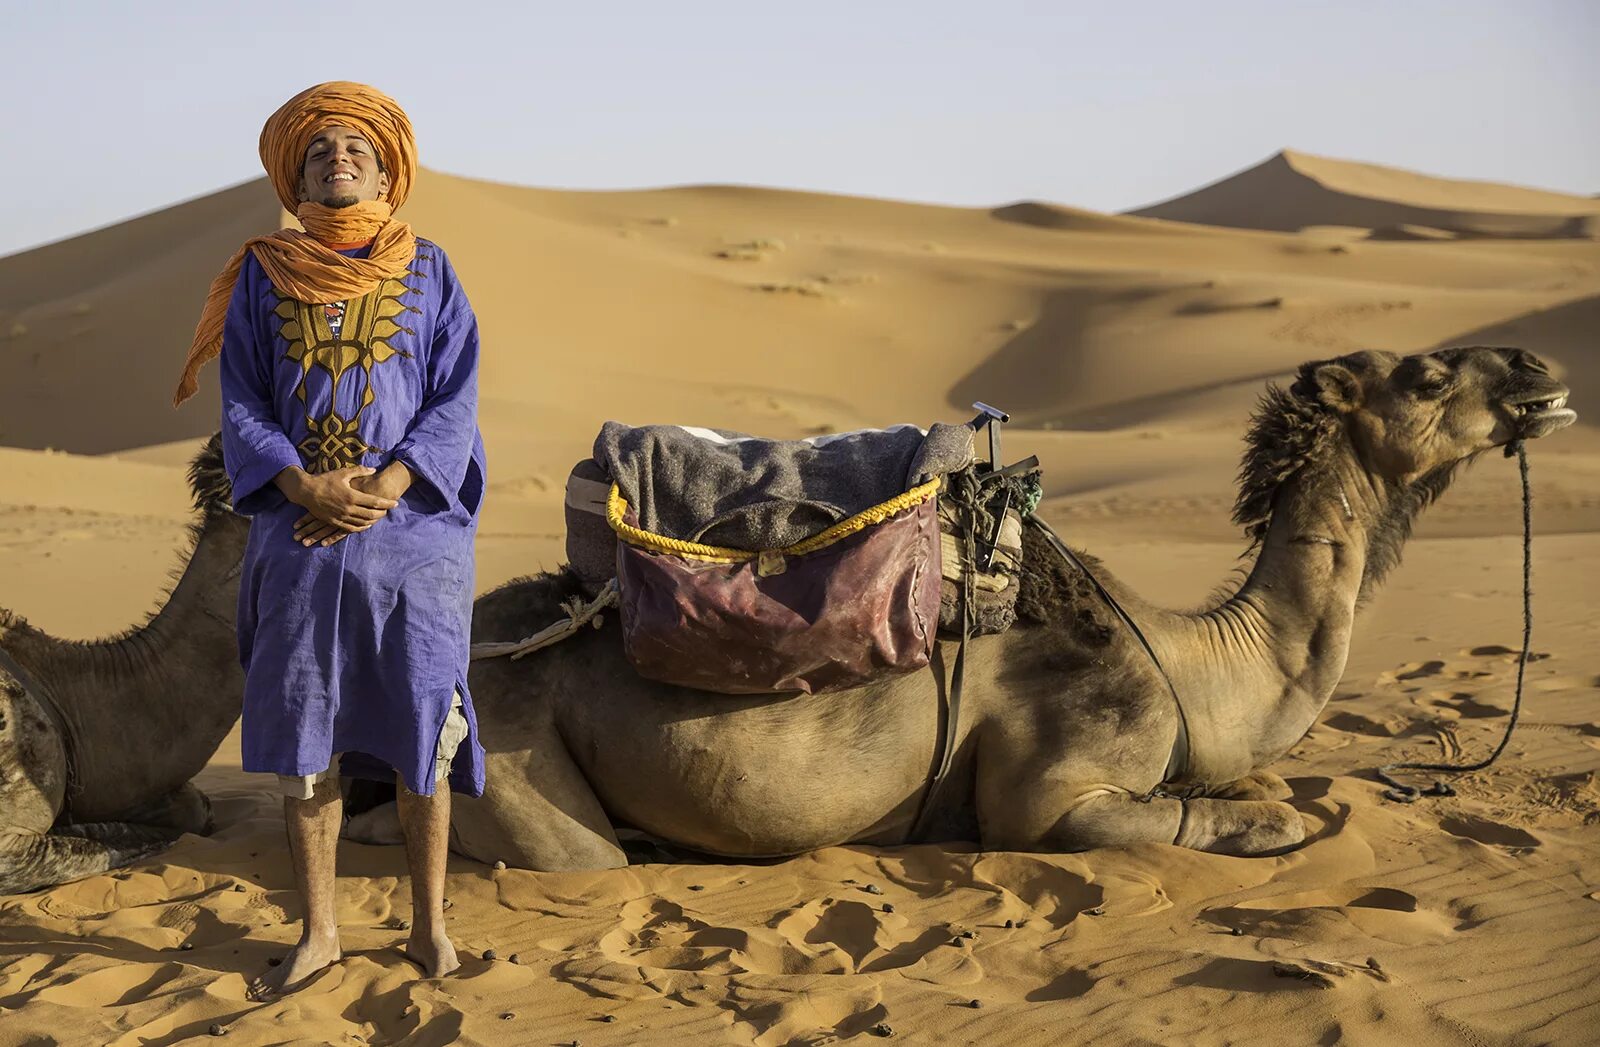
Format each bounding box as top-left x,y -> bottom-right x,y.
275,461 -> 413,547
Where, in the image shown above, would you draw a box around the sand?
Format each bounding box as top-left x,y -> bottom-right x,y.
1,151 -> 1597,1045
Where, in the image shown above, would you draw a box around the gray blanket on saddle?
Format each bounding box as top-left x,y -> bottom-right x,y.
596,420 -> 974,549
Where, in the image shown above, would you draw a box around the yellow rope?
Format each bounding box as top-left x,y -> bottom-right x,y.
786,478 -> 941,554
606,485 -> 750,563
606,478 -> 941,563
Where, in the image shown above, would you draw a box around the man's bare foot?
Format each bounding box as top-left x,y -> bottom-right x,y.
247,931 -> 342,1001
402,924 -> 460,978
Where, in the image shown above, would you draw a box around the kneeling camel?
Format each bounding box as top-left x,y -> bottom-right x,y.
0,437 -> 247,894
349,346 -> 1576,867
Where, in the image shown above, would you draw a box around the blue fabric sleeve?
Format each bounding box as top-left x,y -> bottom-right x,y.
218,256 -> 302,516
389,288 -> 484,515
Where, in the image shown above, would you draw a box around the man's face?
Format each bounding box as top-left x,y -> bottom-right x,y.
297,124 -> 390,208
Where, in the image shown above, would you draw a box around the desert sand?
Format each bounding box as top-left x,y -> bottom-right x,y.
1,150 -> 1597,1045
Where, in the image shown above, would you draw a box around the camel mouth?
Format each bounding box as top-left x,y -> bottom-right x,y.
1503,392 -> 1576,440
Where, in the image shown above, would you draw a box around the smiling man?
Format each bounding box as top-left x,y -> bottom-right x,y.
173,82 -> 487,997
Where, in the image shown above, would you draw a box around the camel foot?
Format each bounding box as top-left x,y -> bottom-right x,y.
991,789 -> 1307,858
248,931 -> 341,1001
1176,798 -> 1307,856
399,924 -> 460,979
1208,770 -> 1292,803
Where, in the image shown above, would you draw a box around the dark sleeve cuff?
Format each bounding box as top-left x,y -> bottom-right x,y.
230,444 -> 302,516
393,449 -> 451,513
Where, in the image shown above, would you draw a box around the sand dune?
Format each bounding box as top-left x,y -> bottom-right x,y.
0,181 -> 284,453
1130,149 -> 1600,239
2,155 -> 1598,1044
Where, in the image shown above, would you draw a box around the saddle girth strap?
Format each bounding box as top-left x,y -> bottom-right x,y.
1026,516 -> 1193,793
910,501 -> 975,840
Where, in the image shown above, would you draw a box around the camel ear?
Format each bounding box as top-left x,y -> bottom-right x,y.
1305,363 -> 1363,413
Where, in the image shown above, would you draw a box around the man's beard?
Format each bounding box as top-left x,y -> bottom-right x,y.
323,192 -> 361,209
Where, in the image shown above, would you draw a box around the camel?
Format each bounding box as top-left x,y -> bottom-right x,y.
344,345 -> 1575,868
0,436 -> 248,894
1,347 -> 1574,889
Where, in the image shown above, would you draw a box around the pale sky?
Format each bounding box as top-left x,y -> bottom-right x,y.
2,0 -> 1595,257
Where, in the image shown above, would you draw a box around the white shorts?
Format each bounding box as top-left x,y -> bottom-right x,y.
278,689 -> 468,800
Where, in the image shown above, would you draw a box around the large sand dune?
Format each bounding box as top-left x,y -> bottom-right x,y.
1130,149 -> 1600,240
1,156 -> 1597,1044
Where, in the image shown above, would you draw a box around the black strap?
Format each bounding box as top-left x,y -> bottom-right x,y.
1374,441 -> 1534,802
1027,516 -> 1193,793
911,502 -> 974,840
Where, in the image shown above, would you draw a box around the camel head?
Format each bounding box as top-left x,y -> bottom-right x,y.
1295,346 -> 1575,483
1235,347 -> 1575,592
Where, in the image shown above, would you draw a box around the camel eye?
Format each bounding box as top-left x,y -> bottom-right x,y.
1413,376 -> 1451,399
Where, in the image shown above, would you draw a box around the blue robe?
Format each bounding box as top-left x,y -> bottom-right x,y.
219,237 -> 487,796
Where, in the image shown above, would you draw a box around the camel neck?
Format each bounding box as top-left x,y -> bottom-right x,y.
6,514 -> 248,818
1158,447 -> 1384,784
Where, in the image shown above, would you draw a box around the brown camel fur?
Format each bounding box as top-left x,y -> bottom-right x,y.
0,436 -> 248,894
343,346 -> 1575,868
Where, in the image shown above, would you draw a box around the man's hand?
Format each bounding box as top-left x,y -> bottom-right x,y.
351,460 -> 413,503
275,464 -> 402,547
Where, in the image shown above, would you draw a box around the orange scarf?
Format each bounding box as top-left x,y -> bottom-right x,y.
171,202 -> 416,406
172,80 -> 419,407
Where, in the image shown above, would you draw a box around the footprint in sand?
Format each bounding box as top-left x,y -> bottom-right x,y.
770,897 -> 965,976
1175,956 -> 1381,994
1418,691 -> 1507,720
1378,647 -> 1552,692
1464,645 -> 1551,662
967,853 -> 1106,928
598,896 -> 827,977
1378,660 -> 1445,685
1437,813 -> 1542,850
1322,711 -> 1415,738
1208,886 -> 1452,943
155,901 -> 202,930
725,983 -> 889,1047
1024,967 -> 1095,1002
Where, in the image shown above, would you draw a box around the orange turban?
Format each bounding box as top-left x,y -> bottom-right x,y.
258,81 -> 417,212
172,81 -> 419,407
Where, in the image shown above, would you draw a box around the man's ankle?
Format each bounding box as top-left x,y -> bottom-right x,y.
299,924 -> 340,947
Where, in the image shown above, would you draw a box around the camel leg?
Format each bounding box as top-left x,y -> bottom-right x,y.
448,731 -> 627,872
106,782 -> 215,836
996,790 -> 1306,857
1207,770 -> 1292,802
0,823 -> 179,894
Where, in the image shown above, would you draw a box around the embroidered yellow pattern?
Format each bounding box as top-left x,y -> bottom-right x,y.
273,272 -> 421,473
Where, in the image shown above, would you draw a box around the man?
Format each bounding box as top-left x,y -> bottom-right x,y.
173,82 -> 487,997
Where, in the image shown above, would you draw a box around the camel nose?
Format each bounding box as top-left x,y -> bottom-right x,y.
1498,347 -> 1552,377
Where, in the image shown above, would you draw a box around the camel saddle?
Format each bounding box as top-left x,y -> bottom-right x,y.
564,419 -> 1030,695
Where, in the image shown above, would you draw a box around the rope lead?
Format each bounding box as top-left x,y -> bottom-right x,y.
1375,440 -> 1533,803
